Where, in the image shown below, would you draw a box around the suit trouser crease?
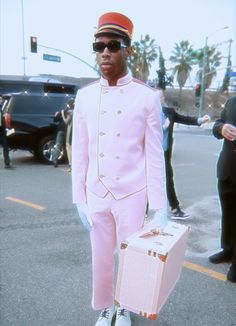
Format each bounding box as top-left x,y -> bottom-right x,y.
87,188 -> 147,310
164,151 -> 179,209
52,131 -> 65,162
218,178 -> 236,259
1,132 -> 10,165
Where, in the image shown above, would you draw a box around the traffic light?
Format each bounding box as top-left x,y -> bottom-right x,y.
30,36 -> 37,53
195,83 -> 201,97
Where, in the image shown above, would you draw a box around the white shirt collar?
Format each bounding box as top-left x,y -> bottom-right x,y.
100,71 -> 132,86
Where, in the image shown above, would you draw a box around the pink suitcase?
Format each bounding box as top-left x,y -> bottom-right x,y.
115,221 -> 189,320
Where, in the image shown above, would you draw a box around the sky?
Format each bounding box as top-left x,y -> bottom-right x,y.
0,0 -> 235,87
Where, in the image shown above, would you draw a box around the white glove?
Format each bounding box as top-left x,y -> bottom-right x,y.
163,117 -> 170,129
198,115 -> 211,125
76,203 -> 93,231
147,207 -> 168,230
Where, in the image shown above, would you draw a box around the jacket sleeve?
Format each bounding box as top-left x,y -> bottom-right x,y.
172,108 -> 199,125
72,91 -> 89,204
213,107 -> 226,139
145,93 -> 167,210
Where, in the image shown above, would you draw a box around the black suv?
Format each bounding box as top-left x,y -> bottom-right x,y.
2,92 -> 75,163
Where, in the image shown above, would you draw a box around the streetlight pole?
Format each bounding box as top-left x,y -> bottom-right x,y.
21,0 -> 27,77
199,26 -> 229,117
199,36 -> 208,117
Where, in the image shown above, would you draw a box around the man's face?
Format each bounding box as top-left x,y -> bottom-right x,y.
94,35 -> 132,85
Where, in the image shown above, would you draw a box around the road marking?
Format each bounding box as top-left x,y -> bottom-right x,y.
5,196 -> 46,211
2,196 -> 228,282
183,260 -> 227,282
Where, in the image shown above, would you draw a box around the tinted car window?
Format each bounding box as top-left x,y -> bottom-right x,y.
44,85 -> 75,94
7,95 -> 69,115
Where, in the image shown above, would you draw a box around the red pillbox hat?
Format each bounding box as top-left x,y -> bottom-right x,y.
95,12 -> 133,40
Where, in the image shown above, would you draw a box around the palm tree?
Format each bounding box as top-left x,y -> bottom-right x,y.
169,40 -> 195,108
193,46 -> 222,89
128,34 -> 158,82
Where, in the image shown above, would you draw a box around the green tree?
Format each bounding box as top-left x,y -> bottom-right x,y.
169,40 -> 195,108
128,34 -> 158,82
220,39 -> 233,93
156,46 -> 173,90
220,58 -> 232,93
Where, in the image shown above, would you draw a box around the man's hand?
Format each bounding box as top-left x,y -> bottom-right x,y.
146,207 -> 168,230
198,115 -> 211,125
76,203 -> 93,231
221,123 -> 236,141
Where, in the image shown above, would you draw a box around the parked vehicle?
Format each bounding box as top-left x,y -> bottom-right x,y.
1,92 -> 75,163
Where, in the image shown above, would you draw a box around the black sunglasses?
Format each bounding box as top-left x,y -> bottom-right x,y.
92,40 -> 127,53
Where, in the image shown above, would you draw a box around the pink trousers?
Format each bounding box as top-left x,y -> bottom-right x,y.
86,188 -> 147,310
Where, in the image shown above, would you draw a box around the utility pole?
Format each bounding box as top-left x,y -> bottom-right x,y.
199,26 -> 229,117
199,37 -> 208,117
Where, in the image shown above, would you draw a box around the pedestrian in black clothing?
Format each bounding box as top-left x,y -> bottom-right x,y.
208,95 -> 236,283
63,99 -> 74,172
51,109 -> 67,167
0,103 -> 14,169
159,89 -> 210,219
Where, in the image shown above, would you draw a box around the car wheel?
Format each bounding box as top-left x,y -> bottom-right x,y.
37,135 -> 56,164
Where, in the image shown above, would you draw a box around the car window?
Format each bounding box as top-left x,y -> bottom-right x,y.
7,95 -> 70,115
44,85 -> 75,94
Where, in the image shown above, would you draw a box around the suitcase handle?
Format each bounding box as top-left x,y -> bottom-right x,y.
140,229 -> 173,238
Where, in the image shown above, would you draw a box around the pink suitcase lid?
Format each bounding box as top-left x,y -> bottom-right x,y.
120,222 -> 189,257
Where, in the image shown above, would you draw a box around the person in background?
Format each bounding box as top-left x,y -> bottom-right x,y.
0,99 -> 14,169
62,98 -> 74,172
209,95 -> 236,283
51,106 -> 67,167
158,89 -> 210,219
72,12 -> 167,326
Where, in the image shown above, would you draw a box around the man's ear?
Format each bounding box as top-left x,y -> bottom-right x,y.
125,46 -> 132,60
127,46 -> 133,56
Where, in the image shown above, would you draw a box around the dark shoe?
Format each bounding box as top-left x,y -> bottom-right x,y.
227,262 -> 236,283
209,250 -> 232,264
171,207 -> 190,220
4,164 -> 15,169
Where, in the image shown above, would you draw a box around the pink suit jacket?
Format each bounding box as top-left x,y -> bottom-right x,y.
72,72 -> 167,210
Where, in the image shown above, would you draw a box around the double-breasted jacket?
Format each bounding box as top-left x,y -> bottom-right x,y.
72,73 -> 167,210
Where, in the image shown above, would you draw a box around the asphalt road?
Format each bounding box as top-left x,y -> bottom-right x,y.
1,126 -> 236,326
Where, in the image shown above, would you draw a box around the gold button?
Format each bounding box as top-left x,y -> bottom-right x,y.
117,110 -> 122,114
99,153 -> 104,157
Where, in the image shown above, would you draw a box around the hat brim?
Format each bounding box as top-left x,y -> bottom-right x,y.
94,28 -> 130,40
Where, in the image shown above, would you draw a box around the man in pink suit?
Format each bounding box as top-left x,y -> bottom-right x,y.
72,12 -> 167,326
